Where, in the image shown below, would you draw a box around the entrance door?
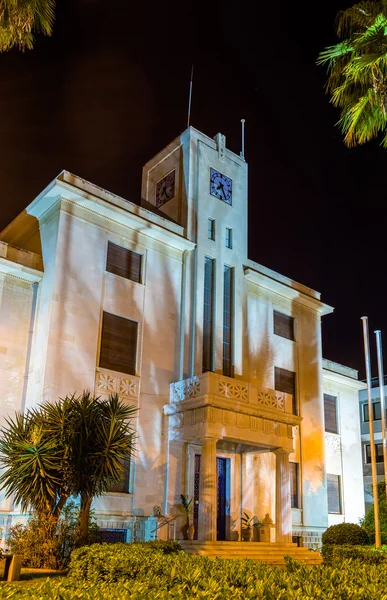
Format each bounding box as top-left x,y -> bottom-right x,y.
193,454 -> 230,540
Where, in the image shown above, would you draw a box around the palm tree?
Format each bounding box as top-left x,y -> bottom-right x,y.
0,410 -> 67,516
0,392 -> 136,545
0,0 -> 55,52
317,1 -> 387,147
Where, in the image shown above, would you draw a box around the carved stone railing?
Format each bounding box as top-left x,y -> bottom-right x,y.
170,373 -> 285,412
95,367 -> 140,400
324,432 -> 341,450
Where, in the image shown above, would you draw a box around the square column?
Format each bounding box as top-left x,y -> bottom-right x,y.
198,437 -> 217,541
274,448 -> 292,543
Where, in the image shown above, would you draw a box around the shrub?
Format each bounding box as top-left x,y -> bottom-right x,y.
7,501 -> 99,569
7,510 -> 76,570
321,544 -> 387,564
321,522 -> 369,546
69,541 -> 182,583
3,554 -> 387,599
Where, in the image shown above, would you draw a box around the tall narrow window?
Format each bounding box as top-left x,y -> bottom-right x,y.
275,367 -> 297,414
225,227 -> 232,249
106,242 -> 142,283
203,257 -> 214,372
223,266 -> 233,377
274,311 -> 294,341
208,218 -> 215,241
290,462 -> 299,508
327,474 -> 341,514
99,312 -> 138,375
324,394 -> 338,434
108,457 -> 131,493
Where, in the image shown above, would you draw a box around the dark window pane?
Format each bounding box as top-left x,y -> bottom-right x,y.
208,219 -> 215,240
106,242 -> 142,283
327,474 -> 341,514
274,311 -> 294,341
223,266 -> 233,377
324,394 -> 338,434
374,402 -> 381,420
225,228 -> 232,249
108,457 -> 130,493
290,462 -> 299,508
366,443 -> 384,463
275,367 -> 297,414
364,401 -> 382,422
203,258 -> 214,372
99,312 -> 137,375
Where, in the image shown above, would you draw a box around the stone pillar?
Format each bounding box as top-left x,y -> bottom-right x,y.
274,448 -> 292,543
198,437 -> 217,541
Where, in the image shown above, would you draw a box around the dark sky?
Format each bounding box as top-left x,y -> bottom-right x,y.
0,0 -> 385,378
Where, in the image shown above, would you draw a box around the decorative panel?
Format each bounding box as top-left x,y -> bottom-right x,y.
218,380 -> 248,402
257,390 -> 284,411
95,368 -> 140,400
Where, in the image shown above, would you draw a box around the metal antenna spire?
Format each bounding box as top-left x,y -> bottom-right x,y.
240,119 -> 245,159
187,65 -> 194,128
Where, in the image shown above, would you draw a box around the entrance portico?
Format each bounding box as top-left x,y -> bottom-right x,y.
164,372 -> 301,543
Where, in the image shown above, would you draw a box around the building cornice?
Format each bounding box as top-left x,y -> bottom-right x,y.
0,257 -> 43,282
322,368 -> 366,390
244,267 -> 333,316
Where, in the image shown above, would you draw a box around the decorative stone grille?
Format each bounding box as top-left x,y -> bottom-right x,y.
218,380 -> 248,401
257,390 -> 284,411
325,433 -> 341,450
95,368 -> 140,400
171,376 -> 200,402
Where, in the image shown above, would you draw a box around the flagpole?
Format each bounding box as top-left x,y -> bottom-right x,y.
362,316 -> 381,547
187,65 -> 194,129
375,330 -> 387,502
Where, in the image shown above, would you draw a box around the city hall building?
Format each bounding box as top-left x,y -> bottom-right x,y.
0,127 -> 365,549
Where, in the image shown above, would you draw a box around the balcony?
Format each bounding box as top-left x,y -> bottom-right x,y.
166,372 -> 301,449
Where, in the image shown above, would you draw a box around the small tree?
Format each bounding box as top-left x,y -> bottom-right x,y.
0,391 -> 136,546
361,479 -> 387,543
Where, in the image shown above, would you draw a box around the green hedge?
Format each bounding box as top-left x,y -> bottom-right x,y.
321,523 -> 369,546
321,544 -> 387,564
3,555 -> 387,598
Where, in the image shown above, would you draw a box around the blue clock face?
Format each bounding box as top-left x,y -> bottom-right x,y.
210,168 -> 232,205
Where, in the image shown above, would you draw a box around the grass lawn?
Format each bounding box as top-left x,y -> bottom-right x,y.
0,569 -> 66,587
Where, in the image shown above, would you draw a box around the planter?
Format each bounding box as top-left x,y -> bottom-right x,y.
241,528 -> 253,542
188,525 -> 195,540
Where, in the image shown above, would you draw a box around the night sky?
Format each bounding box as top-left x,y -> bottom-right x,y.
0,0 -> 385,378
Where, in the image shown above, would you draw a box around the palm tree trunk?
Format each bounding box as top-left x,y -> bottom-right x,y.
76,493 -> 92,546
53,493 -> 69,518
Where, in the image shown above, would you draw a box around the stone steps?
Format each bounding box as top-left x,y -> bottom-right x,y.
179,541 -> 323,565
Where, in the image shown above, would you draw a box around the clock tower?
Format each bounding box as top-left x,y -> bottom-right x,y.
141,126 -> 247,257
141,126 -> 248,379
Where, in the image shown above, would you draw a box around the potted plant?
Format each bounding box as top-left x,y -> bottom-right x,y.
180,494 -> 195,540
241,512 -> 260,542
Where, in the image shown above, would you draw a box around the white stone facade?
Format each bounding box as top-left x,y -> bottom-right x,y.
322,360 -> 366,530
0,127 -> 365,547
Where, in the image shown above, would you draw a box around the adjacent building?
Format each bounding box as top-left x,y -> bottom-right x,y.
0,126 -> 365,547
359,378 -> 387,512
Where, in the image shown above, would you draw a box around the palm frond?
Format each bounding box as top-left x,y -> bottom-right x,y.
0,0 -> 55,52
